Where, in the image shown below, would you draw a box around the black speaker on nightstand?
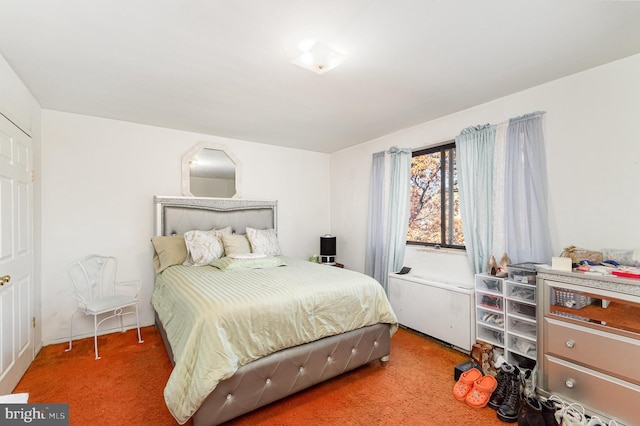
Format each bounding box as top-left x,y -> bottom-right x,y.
320,234 -> 336,265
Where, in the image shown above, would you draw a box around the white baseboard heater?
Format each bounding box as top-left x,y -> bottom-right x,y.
388,273 -> 473,352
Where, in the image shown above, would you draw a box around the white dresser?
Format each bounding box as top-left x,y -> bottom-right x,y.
537,269 -> 640,425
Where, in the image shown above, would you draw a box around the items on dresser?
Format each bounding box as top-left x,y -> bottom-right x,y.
538,269 -> 640,425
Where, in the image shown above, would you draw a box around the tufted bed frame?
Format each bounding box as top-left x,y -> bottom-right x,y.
153,196 -> 391,426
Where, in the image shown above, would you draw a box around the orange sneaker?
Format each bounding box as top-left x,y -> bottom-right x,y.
465,374 -> 498,408
453,368 -> 482,401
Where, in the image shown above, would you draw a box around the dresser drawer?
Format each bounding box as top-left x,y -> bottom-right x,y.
545,317 -> 640,383
545,355 -> 640,425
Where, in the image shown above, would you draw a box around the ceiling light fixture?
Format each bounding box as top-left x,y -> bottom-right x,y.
292,39 -> 345,75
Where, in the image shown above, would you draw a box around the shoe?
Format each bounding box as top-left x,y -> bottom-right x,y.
472,342 -> 497,376
515,338 -> 535,355
585,416 -> 606,426
483,279 -> 501,291
539,398 -> 559,426
546,395 -> 568,425
497,367 -> 522,423
518,397 -> 545,426
472,343 -> 484,365
562,403 -> 586,426
494,355 -> 508,369
511,287 -> 535,301
482,295 -> 502,309
480,343 -> 497,377
466,375 -> 498,408
500,253 -> 511,271
488,363 -> 518,410
512,353 -> 536,371
481,312 -> 504,326
453,368 -> 482,401
520,367 -> 537,399
488,255 -> 498,275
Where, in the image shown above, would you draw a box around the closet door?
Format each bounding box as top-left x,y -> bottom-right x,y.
0,113 -> 34,394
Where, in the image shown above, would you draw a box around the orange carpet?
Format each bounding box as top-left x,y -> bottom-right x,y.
15,326 -> 506,425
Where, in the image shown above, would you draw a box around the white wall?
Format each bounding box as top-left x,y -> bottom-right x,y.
0,56 -> 39,136
16,51 -> 640,345
41,110 -> 330,343
0,54 -> 43,350
330,53 -> 640,288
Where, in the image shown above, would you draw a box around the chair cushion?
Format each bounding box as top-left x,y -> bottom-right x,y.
83,295 -> 137,315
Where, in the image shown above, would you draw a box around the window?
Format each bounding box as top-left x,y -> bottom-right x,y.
407,142 -> 464,248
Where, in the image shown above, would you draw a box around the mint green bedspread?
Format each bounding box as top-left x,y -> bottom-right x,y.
152,256 -> 398,424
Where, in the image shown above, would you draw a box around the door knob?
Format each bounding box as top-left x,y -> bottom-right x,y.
0,275 -> 10,286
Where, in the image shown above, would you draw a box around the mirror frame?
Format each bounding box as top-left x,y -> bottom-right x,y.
181,142 -> 242,198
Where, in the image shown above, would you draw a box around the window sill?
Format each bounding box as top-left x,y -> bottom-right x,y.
412,246 -> 467,256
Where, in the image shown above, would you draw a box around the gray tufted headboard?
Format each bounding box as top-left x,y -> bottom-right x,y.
154,196 -> 277,236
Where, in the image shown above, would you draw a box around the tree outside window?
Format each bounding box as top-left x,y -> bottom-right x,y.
407,142 -> 465,248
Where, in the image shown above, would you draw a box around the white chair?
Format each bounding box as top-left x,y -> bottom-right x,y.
66,255 -> 143,359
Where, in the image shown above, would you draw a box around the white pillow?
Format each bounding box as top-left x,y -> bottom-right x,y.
246,227 -> 281,256
183,227 -> 232,266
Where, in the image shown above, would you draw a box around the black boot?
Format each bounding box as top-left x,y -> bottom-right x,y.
540,399 -> 559,426
489,364 -> 517,410
518,397 -> 545,426
497,369 -> 522,423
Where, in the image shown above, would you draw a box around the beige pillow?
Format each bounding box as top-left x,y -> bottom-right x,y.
221,234 -> 252,256
246,227 -> 282,256
151,236 -> 188,273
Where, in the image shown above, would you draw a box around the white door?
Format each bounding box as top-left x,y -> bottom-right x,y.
0,113 -> 34,394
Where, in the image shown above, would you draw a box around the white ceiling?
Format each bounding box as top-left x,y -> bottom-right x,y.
1,1 -> 640,153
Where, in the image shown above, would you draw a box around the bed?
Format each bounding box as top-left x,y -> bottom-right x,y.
151,196 -> 398,425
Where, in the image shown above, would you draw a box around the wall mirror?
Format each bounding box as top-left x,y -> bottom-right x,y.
182,142 -> 242,198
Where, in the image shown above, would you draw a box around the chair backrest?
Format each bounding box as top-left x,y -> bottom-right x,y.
68,255 -> 118,307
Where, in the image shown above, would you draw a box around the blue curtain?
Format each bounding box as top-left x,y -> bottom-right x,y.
365,151 -> 386,283
383,147 -> 412,292
456,111 -> 552,273
455,125 -> 496,274
364,147 -> 411,294
504,112 -> 553,264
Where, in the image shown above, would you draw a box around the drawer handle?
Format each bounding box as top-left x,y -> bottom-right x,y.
565,379 -> 575,388
565,340 -> 575,349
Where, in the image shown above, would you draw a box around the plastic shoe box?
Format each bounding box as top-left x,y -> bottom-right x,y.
507,282 -> 536,303
509,335 -> 537,357
508,300 -> 536,320
475,275 -> 503,293
507,262 -> 538,285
